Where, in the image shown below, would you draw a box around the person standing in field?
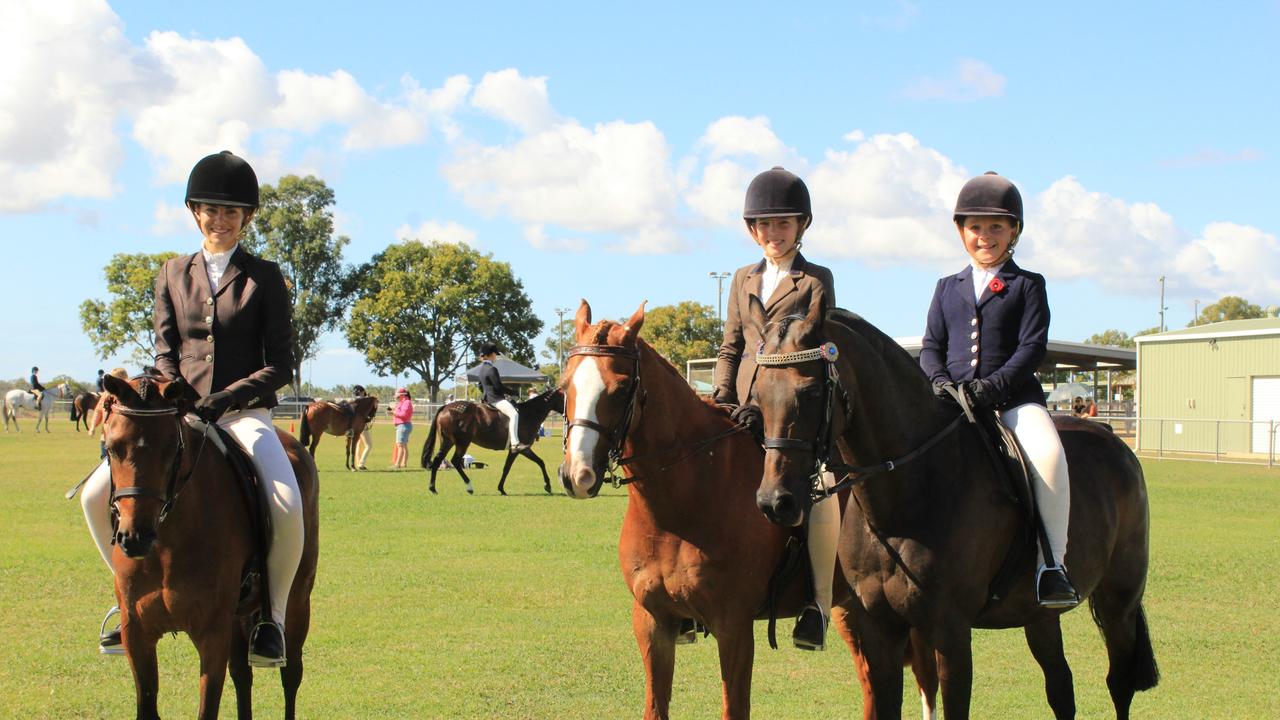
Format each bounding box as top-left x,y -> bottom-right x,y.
391,387 -> 413,468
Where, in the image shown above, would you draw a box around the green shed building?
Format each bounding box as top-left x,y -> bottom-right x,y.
1135,318 -> 1280,459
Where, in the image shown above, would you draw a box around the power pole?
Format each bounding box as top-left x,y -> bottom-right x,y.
1193,298 -> 1200,326
709,272 -> 731,327
1158,276 -> 1168,332
554,307 -> 570,375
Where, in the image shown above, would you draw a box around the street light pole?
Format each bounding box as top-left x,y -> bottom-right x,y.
1193,298 -> 1200,326
1158,276 -> 1168,332
709,272 -> 731,326
554,307 -> 570,374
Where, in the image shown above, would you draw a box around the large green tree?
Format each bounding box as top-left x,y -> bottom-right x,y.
641,301 -> 721,375
1083,329 -> 1135,348
79,251 -> 179,364
1190,295 -> 1266,326
345,241 -> 541,401
242,175 -> 351,393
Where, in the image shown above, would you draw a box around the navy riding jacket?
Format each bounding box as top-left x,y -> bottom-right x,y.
478,361 -> 515,405
919,259 -> 1048,409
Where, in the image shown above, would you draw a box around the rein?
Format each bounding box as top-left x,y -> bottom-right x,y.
107,404 -> 211,529
754,341 -> 964,502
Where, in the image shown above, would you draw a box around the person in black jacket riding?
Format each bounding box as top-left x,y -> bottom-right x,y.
477,343 -> 526,452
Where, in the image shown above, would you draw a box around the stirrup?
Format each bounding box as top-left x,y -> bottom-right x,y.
99,606 -> 124,656
1036,564 -> 1081,609
247,620 -> 287,668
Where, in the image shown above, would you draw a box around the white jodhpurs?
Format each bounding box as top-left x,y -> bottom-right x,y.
1001,402 -> 1071,569
493,399 -> 520,448
807,471 -> 841,618
356,426 -> 372,468
81,408 -> 305,628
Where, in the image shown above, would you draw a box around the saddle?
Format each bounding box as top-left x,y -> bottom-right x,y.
326,400 -> 355,417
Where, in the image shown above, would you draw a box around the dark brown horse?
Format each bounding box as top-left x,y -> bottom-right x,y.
748,298 -> 1158,720
71,391 -> 99,432
421,388 -> 564,495
100,373 -> 320,720
556,300 -> 936,720
298,395 -> 379,470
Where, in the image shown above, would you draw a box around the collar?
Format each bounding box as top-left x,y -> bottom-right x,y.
202,243 -> 239,264
751,252 -> 808,276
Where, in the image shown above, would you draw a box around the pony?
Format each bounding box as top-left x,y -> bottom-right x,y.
298,395 -> 380,470
98,373 -> 320,720
71,391 -> 100,432
4,382 -> 69,432
556,300 -> 938,720
748,298 -> 1158,720
420,388 -> 564,495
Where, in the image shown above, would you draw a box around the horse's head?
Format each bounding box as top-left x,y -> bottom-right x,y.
558,299 -> 646,499
747,295 -> 835,527
100,373 -> 199,558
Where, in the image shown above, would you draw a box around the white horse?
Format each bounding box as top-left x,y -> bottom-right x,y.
4,383 -> 69,432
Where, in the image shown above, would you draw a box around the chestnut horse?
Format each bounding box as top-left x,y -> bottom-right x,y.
99,373 -> 320,720
298,395 -> 379,470
556,300 -> 937,720
748,299 -> 1158,720
421,388 -> 564,495
71,391 -> 99,432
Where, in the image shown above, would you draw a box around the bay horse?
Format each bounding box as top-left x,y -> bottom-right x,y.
748,298 -> 1158,720
99,373 -> 320,720
3,382 -> 69,432
298,395 -> 379,470
421,388 -> 564,495
71,391 -> 99,432
557,300 -> 937,720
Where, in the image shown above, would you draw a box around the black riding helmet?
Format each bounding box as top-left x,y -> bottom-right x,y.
186,151 -> 259,208
954,172 -> 1023,230
743,166 -> 812,226
479,342 -> 500,357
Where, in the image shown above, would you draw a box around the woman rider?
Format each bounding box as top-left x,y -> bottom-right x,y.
81,151 -> 306,666
714,166 -> 840,650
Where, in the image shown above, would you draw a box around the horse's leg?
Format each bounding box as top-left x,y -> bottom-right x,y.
124,623 -> 162,720
711,617 -> 756,720
451,441 -> 475,495
428,438 -> 454,494
519,447 -> 553,495
192,625 -> 233,720
846,601 -> 908,720
228,625 -> 254,720
830,605 -> 877,720
631,601 -> 677,720
932,624 -> 974,720
1091,582 -> 1159,720
1023,617 -> 1075,720
906,628 -> 938,720
281,597 -> 311,720
497,451 -> 519,495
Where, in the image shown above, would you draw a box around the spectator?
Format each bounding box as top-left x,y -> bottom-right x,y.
391,388 -> 413,469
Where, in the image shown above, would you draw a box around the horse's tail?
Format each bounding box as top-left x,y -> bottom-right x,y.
1091,599 -> 1160,693
421,406 -> 442,468
299,409 -> 313,449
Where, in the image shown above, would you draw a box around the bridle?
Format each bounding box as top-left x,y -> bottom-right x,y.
563,344 -> 644,486
754,340 -> 965,503
107,403 -> 210,530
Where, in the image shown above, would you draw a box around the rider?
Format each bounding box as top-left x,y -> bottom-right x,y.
352,384 -> 372,470
478,342 -> 527,452
29,366 -> 45,407
95,369 -> 106,393
713,166 -> 840,650
80,150 -> 306,665
919,171 -> 1079,608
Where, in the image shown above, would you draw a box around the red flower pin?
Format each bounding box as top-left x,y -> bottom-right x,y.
988,277 -> 1006,294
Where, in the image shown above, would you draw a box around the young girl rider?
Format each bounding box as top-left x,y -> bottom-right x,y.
714,166 -> 840,650
919,171 -> 1078,608
80,150 -> 306,665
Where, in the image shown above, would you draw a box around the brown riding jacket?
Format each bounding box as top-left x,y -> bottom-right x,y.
153,246 -> 294,410
713,252 -> 836,405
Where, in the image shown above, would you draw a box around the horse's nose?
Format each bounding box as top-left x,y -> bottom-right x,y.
756,486 -> 802,527
559,461 -> 600,499
116,528 -> 157,558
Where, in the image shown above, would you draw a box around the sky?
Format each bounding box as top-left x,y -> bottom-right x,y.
3,0 -> 1278,390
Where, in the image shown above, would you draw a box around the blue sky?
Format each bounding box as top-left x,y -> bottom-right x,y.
4,0 -> 1278,390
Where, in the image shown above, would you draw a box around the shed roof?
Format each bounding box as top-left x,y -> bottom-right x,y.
461,356 -> 548,383
894,337 -> 1135,371
1134,317 -> 1280,344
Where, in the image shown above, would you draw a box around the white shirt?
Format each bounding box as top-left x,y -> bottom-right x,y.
759,257 -> 794,303
970,260 -> 1006,303
202,244 -> 238,292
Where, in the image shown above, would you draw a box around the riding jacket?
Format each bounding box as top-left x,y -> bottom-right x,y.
714,253 -> 836,405
478,361 -> 516,405
919,259 -> 1048,409
153,247 -> 294,410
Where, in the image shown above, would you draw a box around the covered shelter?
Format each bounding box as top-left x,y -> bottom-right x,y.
453,356 -> 550,401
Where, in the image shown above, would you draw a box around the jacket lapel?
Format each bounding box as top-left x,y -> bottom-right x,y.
185,251 -> 211,298
762,253 -> 806,312
976,260 -> 1018,309
956,266 -> 977,312
215,247 -> 246,297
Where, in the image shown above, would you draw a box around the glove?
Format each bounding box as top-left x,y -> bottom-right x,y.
961,379 -> 998,409
193,390 -> 237,423
932,380 -> 957,402
720,403 -> 764,446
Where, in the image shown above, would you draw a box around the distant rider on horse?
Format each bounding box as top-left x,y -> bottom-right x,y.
478,342 -> 528,452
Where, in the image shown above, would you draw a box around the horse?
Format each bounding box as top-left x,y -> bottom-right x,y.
71,391 -> 99,432
298,395 -> 379,470
98,373 -> 320,720
4,382 -> 69,432
747,297 -> 1158,720
421,388 -> 565,495
556,300 -> 938,720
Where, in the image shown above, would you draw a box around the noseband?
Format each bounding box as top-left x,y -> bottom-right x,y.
563,344 -> 643,485
107,404 -> 208,530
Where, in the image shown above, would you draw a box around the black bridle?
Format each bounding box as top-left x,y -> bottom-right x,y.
563,344 -> 644,486
107,404 -> 210,531
754,341 -> 964,503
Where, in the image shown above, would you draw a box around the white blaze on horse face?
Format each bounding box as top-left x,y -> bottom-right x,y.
566,357 -> 607,497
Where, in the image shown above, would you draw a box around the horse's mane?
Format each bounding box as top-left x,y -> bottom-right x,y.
823,307 -> 930,386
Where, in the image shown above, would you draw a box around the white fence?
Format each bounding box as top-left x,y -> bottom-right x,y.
1091,415 -> 1278,468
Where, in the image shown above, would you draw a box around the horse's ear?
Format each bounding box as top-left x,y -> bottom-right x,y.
161,378 -> 199,406
798,299 -> 825,345
574,299 -> 592,343
747,294 -> 767,339
102,374 -> 141,405
621,300 -> 647,344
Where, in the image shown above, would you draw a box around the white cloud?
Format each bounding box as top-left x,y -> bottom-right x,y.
903,58 -> 1006,101
697,116 -> 790,160
1173,222 -> 1280,299
396,220 -> 477,247
1158,147 -> 1266,169
151,201 -> 192,236
683,116 -> 804,227
524,225 -> 586,252
471,68 -> 559,133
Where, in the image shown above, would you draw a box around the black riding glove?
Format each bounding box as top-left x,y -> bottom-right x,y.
961,379 -> 999,409
932,380 -> 957,402
721,404 -> 764,446
193,390 -> 237,423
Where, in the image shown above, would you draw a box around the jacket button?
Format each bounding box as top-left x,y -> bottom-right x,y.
970,331 -> 978,340
207,334 -> 214,342
204,315 -> 213,324
969,358 -> 978,367
970,318 -> 978,326
205,354 -> 213,362
971,344 -> 979,353
206,297 -> 213,306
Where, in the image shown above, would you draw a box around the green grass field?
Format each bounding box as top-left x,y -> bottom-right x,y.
1,420 -> 1277,718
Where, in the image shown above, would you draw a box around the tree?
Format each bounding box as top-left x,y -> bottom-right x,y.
242,175 -> 351,394
641,301 -> 721,375
1190,295 -> 1265,326
345,241 -> 541,402
1083,329 -> 1135,348
80,252 -> 180,364
537,316 -> 576,386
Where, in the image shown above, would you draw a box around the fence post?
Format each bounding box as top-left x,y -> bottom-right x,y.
1214,420 -> 1220,463
1270,420 -> 1275,469
1158,419 -> 1164,459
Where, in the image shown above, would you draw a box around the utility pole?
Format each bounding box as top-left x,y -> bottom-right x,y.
1193,298 -> 1200,326
709,272 -> 731,327
554,307 -> 570,374
1158,276 -> 1168,332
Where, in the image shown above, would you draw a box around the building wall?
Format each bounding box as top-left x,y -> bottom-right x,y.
1138,334 -> 1280,453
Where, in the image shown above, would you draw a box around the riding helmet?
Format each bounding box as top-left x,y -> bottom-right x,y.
743,166 -> 812,222
479,342 -> 500,357
185,151 -> 259,208
953,172 -> 1023,228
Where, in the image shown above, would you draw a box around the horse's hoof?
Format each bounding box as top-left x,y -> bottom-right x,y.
466,486 -> 474,495
499,489 -> 507,496
429,487 -> 437,495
